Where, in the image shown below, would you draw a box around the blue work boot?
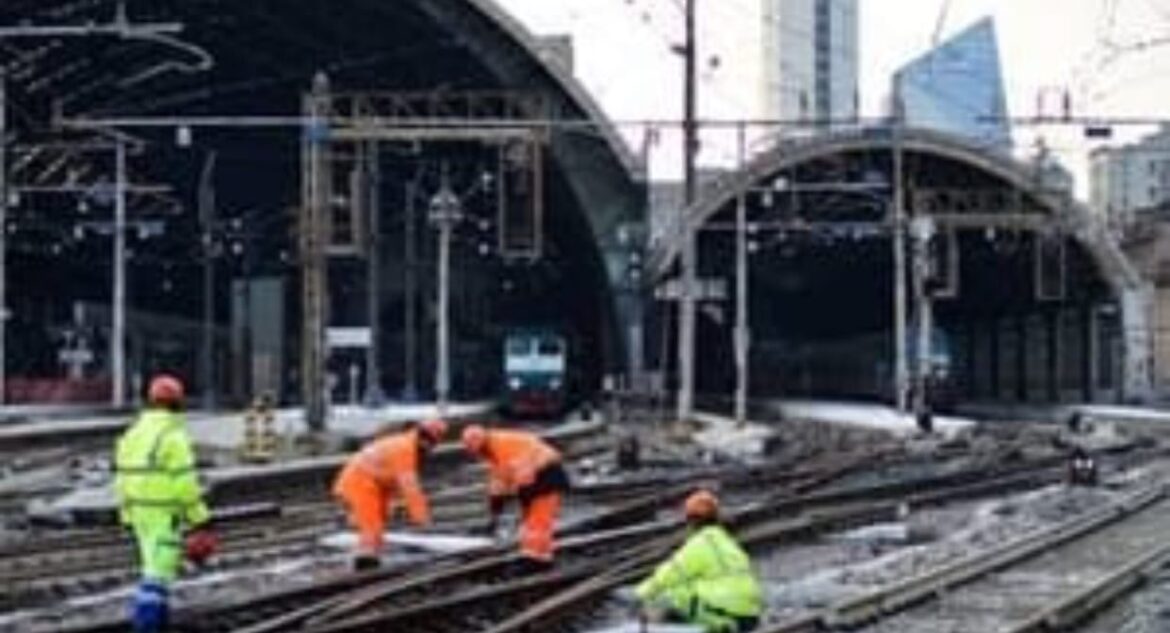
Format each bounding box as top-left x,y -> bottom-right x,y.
129,581 -> 169,633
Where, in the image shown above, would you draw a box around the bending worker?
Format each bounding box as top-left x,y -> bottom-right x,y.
461,424 -> 570,564
635,490 -> 763,632
115,374 -> 217,633
332,419 -> 448,570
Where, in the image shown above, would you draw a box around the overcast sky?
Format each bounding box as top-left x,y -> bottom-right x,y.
495,0 -> 1170,195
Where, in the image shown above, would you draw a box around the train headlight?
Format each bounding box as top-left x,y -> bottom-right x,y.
550,378 -> 563,390
509,377 -> 523,391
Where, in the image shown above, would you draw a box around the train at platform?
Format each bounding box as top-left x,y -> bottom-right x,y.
501,328 -> 568,417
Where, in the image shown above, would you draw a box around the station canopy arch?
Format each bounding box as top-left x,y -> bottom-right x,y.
651,127 -> 1151,403
0,0 -> 645,396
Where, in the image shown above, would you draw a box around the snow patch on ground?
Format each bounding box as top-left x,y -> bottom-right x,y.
691,412 -> 776,460
763,483 -> 1122,611
774,400 -> 976,440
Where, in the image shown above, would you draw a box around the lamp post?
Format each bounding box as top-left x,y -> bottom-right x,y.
111,138 -> 127,407
733,123 -> 749,427
429,168 -> 462,419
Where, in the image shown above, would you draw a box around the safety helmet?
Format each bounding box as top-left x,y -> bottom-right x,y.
461,424 -> 488,454
684,489 -> 720,522
418,419 -> 449,444
148,374 -> 185,407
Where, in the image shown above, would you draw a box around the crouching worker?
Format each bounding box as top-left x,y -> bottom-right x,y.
636,490 -> 763,633
461,425 -> 570,565
332,419 -> 448,570
115,375 -> 217,633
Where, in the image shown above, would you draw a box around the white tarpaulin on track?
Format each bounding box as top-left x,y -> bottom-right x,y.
319,531 -> 495,554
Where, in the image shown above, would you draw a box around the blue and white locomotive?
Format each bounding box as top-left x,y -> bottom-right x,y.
502,328 -> 567,417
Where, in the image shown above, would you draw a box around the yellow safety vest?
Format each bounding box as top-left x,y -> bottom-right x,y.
114,409 -> 210,527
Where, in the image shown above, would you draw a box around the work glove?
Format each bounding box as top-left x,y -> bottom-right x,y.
468,518 -> 498,538
184,527 -> 219,566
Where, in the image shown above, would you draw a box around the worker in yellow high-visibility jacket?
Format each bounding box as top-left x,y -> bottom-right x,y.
636,490 -> 763,632
115,374 -> 216,633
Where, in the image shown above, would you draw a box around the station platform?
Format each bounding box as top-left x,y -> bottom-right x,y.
769,400 -> 977,439
186,401 -> 496,450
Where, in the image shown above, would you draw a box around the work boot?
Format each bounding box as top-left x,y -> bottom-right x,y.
516,556 -> 554,575
129,582 -> 169,633
353,555 -> 381,572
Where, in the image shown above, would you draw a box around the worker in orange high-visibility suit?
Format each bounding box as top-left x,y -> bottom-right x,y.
461,425 -> 570,565
332,419 -> 448,570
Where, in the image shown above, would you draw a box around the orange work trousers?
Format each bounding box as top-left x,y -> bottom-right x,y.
519,491 -> 562,562
334,467 -> 389,556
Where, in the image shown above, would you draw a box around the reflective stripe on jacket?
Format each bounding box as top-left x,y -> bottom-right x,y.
336,429 -> 430,525
635,525 -> 763,626
115,409 -> 210,527
480,430 -> 562,498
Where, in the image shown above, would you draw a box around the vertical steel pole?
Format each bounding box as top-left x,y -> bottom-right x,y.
892,103 -> 909,412
734,122 -> 749,427
404,181 -> 418,399
199,152 -> 217,410
0,74 -> 7,406
302,72 -> 330,431
364,141 -> 383,405
436,218 -> 451,417
676,0 -> 698,423
911,218 -> 934,417
112,139 -> 126,407
432,174 -> 459,418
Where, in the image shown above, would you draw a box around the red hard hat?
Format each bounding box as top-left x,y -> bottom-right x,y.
462,424 -> 488,455
418,419 -> 449,443
684,490 -> 720,521
148,374 -> 185,406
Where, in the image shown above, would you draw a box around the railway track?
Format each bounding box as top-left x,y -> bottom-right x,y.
0,437 -> 867,610
43,454 -> 1071,633
7,430 -> 1161,633
763,483 -> 1170,633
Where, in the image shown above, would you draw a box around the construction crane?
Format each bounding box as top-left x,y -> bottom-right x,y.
931,0 -> 953,47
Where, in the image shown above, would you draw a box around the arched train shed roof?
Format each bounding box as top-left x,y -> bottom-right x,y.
651,127 -> 1141,294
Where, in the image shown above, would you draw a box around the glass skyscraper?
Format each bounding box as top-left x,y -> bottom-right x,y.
893,17 -> 1011,150
761,0 -> 859,128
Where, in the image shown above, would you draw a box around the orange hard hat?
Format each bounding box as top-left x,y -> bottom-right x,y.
418,419 -> 449,443
148,374 -> 185,406
461,424 -> 488,454
684,489 -> 720,521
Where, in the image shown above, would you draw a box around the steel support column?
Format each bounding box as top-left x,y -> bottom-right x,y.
676,0 -> 698,423
301,73 -> 331,431
892,117 -> 909,412
404,180 -> 418,400
0,74 -> 7,406
364,141 -> 385,405
111,139 -> 127,407
199,152 -> 217,409
733,123 -> 749,426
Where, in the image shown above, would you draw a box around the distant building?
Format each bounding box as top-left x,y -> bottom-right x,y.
760,0 -> 859,130
1090,125 -> 1170,230
893,17 -> 1011,150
